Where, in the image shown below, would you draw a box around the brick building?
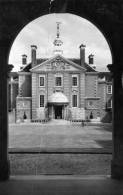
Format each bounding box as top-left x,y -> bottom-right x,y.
14,23 -> 112,122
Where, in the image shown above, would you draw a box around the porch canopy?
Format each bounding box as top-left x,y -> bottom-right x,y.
48,92 -> 69,105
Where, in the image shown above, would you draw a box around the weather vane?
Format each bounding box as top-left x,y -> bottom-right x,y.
53,22 -> 63,47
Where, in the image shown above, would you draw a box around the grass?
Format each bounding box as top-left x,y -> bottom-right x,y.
9,123 -> 112,175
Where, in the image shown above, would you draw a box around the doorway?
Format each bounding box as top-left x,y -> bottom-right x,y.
54,105 -> 63,119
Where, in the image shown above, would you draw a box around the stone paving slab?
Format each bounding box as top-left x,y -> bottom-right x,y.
1,176 -> 123,195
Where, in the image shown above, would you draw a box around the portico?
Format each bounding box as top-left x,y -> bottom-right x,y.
48,92 -> 69,119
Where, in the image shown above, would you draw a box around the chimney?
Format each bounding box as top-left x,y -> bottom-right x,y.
20,54 -> 27,70
22,54 -> 27,65
31,45 -> 37,68
88,54 -> 94,65
88,54 -> 96,69
79,44 -> 86,67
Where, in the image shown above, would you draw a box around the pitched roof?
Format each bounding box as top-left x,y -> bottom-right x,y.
30,54 -> 86,72
21,55 -> 96,72
98,72 -> 112,82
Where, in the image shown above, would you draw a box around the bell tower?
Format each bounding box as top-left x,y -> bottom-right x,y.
53,22 -> 63,55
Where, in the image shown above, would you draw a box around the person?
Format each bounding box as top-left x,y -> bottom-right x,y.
23,111 -> 27,119
90,112 -> 93,119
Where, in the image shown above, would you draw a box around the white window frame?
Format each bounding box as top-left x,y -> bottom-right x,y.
39,75 -> 45,87
39,95 -> 45,107
72,75 -> 78,87
72,94 -> 78,107
55,75 -> 63,87
107,85 -> 112,94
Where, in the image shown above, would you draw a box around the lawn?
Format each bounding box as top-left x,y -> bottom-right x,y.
9,123 -> 112,175
9,123 -> 112,151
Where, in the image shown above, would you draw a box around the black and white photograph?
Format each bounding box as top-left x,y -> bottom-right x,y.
0,0 -> 123,194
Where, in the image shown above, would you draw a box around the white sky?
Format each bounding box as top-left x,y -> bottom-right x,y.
9,13 -> 112,72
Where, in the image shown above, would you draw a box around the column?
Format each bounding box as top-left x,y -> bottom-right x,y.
0,46 -> 10,180
109,62 -> 123,179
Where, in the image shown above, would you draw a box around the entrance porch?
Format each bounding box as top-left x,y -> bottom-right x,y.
48,92 -> 69,120
48,104 -> 68,120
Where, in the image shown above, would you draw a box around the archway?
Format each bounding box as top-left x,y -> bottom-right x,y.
8,12 -> 112,176
0,0 -> 123,180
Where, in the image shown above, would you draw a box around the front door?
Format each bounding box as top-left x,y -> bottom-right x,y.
54,105 -> 62,119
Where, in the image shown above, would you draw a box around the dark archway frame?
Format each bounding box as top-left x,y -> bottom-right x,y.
0,0 -> 123,180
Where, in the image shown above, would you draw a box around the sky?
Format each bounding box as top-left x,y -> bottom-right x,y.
9,13 -> 112,72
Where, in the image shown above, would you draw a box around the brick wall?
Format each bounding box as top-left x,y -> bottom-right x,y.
98,82 -> 106,120
80,73 -> 85,108
12,83 -> 18,109
32,73 -> 37,119
84,73 -> 99,119
19,74 -> 31,97
16,97 -> 32,121
63,72 -> 70,104
85,98 -> 100,119
85,74 -> 98,97
47,72 -> 54,100
8,82 -> 18,111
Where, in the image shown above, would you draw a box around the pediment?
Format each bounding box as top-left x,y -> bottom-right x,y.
30,55 -> 86,73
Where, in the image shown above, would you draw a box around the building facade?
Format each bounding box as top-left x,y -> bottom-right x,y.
14,47 -> 112,122
11,23 -> 112,122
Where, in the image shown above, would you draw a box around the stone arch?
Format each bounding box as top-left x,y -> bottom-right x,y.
0,0 -> 123,180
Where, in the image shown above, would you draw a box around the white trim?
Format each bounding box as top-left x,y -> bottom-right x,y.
39,75 -> 45,87
18,72 -> 31,75
85,72 -> 98,75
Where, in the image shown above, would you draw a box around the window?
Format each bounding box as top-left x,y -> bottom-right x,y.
88,101 -> 93,106
107,99 -> 112,108
107,85 -> 112,94
72,95 -> 77,107
56,77 -> 62,86
72,75 -> 78,86
39,76 -> 45,87
40,95 -> 44,107
72,77 -> 77,86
